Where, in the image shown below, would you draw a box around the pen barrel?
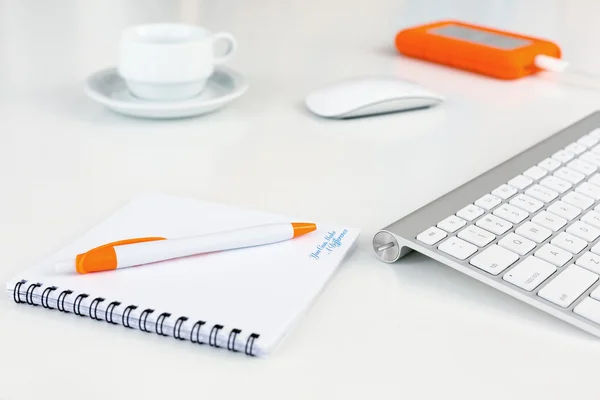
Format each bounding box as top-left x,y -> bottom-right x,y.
113,223 -> 294,268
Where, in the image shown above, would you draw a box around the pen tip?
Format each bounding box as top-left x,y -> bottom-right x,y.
291,222 -> 317,238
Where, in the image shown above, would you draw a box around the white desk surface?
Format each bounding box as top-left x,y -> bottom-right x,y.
2,0 -> 600,398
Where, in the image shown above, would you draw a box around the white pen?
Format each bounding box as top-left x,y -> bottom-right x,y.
55,222 -> 317,274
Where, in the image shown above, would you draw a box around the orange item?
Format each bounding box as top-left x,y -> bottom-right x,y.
75,237 -> 166,274
394,20 -> 561,80
291,222 -> 317,238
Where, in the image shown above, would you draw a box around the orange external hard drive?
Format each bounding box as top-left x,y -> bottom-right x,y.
395,20 -> 561,80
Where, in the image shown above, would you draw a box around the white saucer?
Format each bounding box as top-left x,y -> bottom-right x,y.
84,66 -> 248,119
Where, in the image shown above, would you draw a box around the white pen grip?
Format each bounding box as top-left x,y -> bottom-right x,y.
114,223 -> 294,268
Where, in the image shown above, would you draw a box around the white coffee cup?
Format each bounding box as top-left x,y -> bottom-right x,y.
117,23 -> 237,101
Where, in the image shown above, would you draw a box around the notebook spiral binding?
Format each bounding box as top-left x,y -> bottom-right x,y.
12,280 -> 261,356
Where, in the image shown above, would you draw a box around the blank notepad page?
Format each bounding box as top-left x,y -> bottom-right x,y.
6,194 -> 359,357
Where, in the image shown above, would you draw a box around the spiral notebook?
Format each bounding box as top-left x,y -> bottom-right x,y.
5,193 -> 359,357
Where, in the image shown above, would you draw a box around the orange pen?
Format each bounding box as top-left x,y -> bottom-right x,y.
55,222 -> 317,274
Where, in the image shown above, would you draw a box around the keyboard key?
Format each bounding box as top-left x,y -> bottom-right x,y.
566,221 -> 600,242
576,182 -> 600,200
538,265 -> 597,307
574,297 -> 600,324
438,237 -> 477,260
547,201 -> 581,220
416,227 -> 447,245
474,194 -> 502,210
437,215 -> 467,233
590,128 -> 600,139
457,226 -> 495,247
534,244 -> 572,267
581,211 -> 600,230
592,286 -> 600,302
532,211 -> 567,231
568,159 -> 597,176
508,175 -> 533,190
579,134 -> 599,148
538,157 -> 562,172
503,256 -> 556,291
456,204 -> 485,221
565,142 -> 587,155
476,214 -> 512,235
576,251 -> 600,274
562,191 -> 594,211
523,166 -> 547,180
509,194 -> 544,213
498,233 -> 536,255
524,184 -> 558,203
590,242 -> 600,256
554,167 -> 585,185
539,176 -> 572,193
551,232 -> 587,254
469,245 -> 518,275
491,184 -> 517,200
593,144 -> 600,155
580,151 -> 600,167
589,173 -> 600,187
581,211 -> 600,229
515,222 -> 552,243
493,203 -> 528,224
552,150 -> 575,163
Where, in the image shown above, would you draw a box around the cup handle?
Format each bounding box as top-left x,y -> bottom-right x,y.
211,32 -> 238,64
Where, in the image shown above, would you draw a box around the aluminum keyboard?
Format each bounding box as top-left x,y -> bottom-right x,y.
373,111 -> 600,338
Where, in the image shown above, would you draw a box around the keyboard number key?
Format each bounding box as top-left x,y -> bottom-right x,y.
503,256 -> 556,291
469,245 -> 518,275
576,182 -> 600,200
554,167 -> 585,185
491,184 -> 517,200
438,237 -> 477,260
508,175 -> 533,190
456,204 -> 485,221
474,194 -> 502,210
581,210 -> 600,229
476,214 -> 513,235
538,265 -> 597,308
562,192 -> 594,211
567,159 -> 597,176
540,176 -> 572,193
509,194 -> 544,213
437,215 -> 467,233
498,233 -> 536,255
524,184 -> 558,203
493,204 -> 528,224
547,201 -> 581,220
534,244 -> 572,267
457,226 -> 495,247
416,227 -> 447,245
532,211 -> 567,232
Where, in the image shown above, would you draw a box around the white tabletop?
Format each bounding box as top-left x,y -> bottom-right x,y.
3,0 -> 600,398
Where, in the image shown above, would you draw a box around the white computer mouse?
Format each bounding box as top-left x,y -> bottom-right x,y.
305,76 -> 444,119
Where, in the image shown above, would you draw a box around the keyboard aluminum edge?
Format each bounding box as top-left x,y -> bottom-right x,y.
372,110 -> 600,338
